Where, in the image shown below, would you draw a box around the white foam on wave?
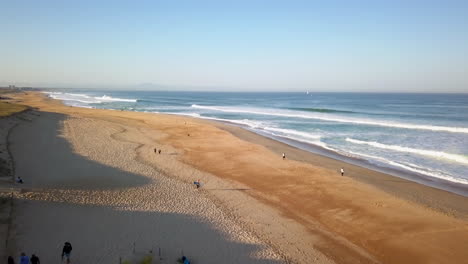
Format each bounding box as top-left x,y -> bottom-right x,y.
191,104 -> 468,134
266,131 -> 332,150
93,95 -> 137,102
44,92 -> 137,104
44,92 -> 99,104
347,150 -> 468,185
165,112 -> 268,130
263,127 -> 321,140
192,115 -> 266,128
170,112 -> 332,150
141,106 -> 186,111
68,93 -> 90,97
168,112 -> 201,118
206,118 -> 331,149
346,138 -> 468,165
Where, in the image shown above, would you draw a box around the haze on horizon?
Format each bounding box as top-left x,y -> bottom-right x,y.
1,0 -> 468,93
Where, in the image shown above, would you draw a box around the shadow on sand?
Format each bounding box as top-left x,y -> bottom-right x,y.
12,198 -> 282,264
10,112 -> 150,190
7,111 -> 283,263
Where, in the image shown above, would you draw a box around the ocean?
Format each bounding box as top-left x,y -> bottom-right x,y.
43,90 -> 468,193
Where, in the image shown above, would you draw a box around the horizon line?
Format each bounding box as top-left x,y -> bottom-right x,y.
2,86 -> 467,94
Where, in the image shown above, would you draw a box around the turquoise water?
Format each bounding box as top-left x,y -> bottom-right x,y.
44,90 -> 468,190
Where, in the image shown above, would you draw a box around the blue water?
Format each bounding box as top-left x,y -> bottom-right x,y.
44,90 -> 468,188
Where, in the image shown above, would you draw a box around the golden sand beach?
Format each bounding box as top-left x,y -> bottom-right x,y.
1,92 -> 468,264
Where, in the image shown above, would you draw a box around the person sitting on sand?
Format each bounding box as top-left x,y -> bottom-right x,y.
16,176 -> 23,184
181,256 -> 190,264
62,242 -> 72,264
194,179 -> 201,189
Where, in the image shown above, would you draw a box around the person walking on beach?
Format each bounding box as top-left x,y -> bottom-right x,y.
30,254 -> 40,264
341,167 -> 344,176
158,149 -> 161,154
282,153 -> 286,160
19,253 -> 29,264
154,148 -> 157,153
62,242 -> 72,264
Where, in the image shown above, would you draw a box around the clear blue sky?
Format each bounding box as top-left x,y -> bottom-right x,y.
1,0 -> 467,92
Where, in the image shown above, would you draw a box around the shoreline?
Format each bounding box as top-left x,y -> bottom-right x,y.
214,119 -> 468,197
6,91 -> 468,263
213,121 -> 468,219
42,90 -> 468,197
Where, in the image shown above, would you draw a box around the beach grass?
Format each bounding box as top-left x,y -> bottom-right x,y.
0,101 -> 28,117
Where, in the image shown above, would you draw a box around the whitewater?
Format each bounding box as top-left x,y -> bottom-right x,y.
42,90 -> 468,187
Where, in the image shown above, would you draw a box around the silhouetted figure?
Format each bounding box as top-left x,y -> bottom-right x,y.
30,254 -> 40,264
158,149 -> 161,154
8,256 -> 15,264
62,242 -> 72,264
16,176 -> 23,184
154,148 -> 157,153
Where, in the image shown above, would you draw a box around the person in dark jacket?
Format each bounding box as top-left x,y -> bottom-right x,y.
62,242 -> 72,264
8,256 -> 15,264
30,254 -> 40,264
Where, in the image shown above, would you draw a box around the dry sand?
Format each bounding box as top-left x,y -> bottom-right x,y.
5,111 -> 288,263
1,92 -> 468,264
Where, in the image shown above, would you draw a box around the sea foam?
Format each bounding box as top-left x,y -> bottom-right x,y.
347,150 -> 468,185
44,92 -> 137,104
346,138 -> 468,165
191,104 -> 468,134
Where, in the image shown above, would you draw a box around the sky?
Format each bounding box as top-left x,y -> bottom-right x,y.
1,0 -> 468,92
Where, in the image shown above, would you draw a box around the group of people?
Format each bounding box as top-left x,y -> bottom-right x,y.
153,148 -> 161,154
8,253 -> 39,264
8,242 -> 72,264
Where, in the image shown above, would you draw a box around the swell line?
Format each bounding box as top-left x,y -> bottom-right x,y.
347,150 -> 468,185
191,104 -> 468,134
346,138 -> 468,165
